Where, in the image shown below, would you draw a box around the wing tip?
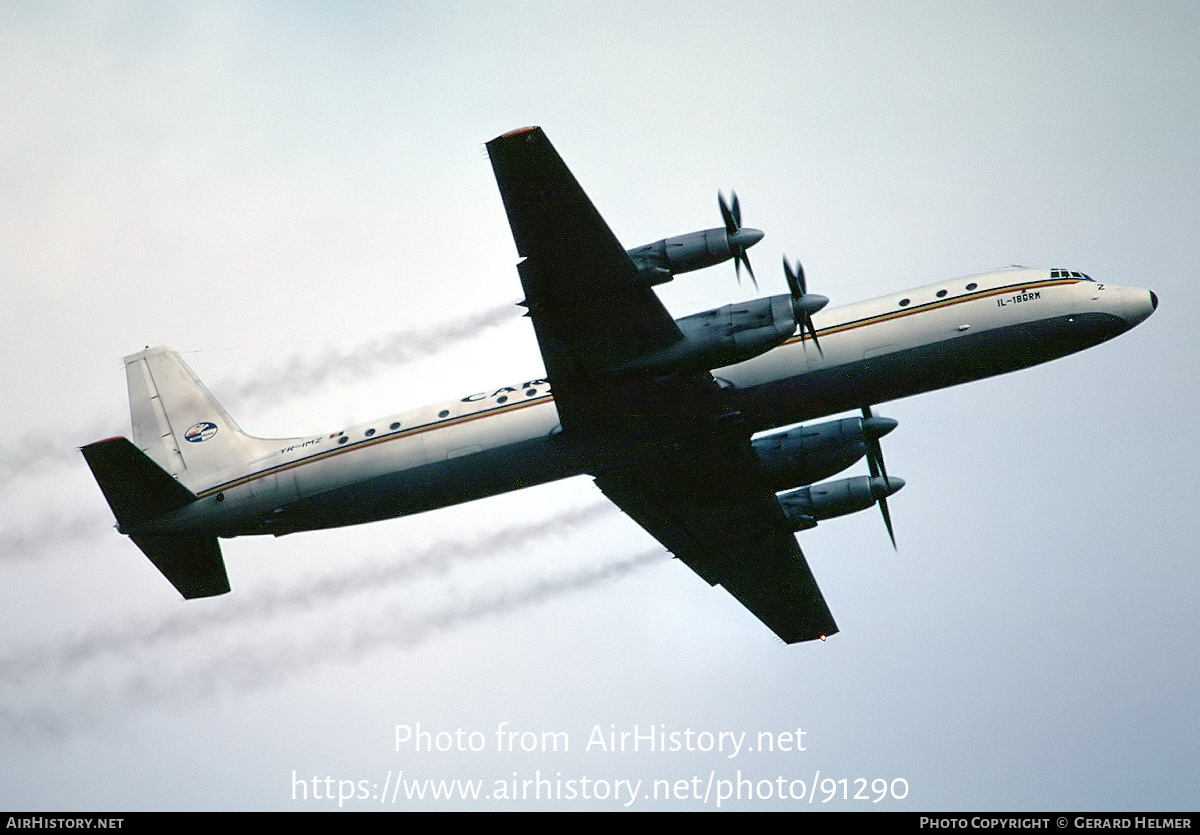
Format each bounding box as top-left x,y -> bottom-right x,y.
495,125 -> 542,141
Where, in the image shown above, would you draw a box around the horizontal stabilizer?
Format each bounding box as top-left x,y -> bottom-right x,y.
81,437 -> 196,530
129,534 -> 230,598
82,437 -> 232,598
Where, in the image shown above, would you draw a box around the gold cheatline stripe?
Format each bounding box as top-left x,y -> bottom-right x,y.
784,278 -> 1075,345
198,278 -> 1076,495
196,393 -> 555,497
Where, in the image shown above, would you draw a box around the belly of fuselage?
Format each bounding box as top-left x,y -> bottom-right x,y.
735,311 -> 1130,430
266,433 -> 585,534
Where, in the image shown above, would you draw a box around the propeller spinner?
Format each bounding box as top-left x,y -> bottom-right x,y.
718,191 -> 763,287
783,257 -> 829,355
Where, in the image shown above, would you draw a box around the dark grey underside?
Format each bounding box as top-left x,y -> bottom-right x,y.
229,312 -> 1128,537
233,435 -> 585,536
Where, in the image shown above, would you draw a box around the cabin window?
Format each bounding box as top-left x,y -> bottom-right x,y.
525,389 -> 537,397
390,422 -> 400,430
936,289 -> 947,298
966,282 -> 977,291
337,436 -> 348,444
497,395 -> 508,404
365,428 -> 375,437
438,409 -> 450,418
898,298 -> 911,307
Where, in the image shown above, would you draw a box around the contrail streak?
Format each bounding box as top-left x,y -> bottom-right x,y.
0,508 -> 113,563
0,548 -> 663,743
0,303 -> 522,485
132,548 -> 663,702
214,302 -> 520,412
0,501 -> 618,686
0,420 -> 121,489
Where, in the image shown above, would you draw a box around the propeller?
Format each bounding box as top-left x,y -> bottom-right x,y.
861,405 -> 902,549
783,257 -> 829,355
718,191 -> 763,287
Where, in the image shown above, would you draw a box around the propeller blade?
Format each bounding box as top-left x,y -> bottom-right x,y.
721,191 -> 759,287
861,405 -> 890,484
719,192 -> 737,236
878,492 -> 897,549
736,251 -> 757,288
784,257 -> 807,296
804,316 -> 823,356
862,405 -> 898,549
784,256 -> 824,355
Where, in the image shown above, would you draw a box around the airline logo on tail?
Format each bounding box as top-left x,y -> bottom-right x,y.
184,422 -> 218,443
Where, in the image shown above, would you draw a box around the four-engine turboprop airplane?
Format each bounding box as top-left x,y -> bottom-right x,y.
82,126 -> 1157,643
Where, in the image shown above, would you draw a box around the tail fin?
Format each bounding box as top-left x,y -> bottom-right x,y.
124,346 -> 278,489
81,436 -> 230,598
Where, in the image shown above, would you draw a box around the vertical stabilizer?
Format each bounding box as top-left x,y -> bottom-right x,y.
124,346 -> 276,488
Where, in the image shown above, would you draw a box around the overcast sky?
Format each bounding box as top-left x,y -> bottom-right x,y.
1,0 -> 1196,811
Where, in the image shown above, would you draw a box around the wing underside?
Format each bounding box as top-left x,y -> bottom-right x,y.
486,127 -> 836,643
590,374 -> 838,642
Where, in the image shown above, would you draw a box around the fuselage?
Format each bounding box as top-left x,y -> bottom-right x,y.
136,268 -> 1156,539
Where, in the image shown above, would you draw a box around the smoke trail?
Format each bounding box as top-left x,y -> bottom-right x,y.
214,301 -> 520,412
0,419 -> 122,489
0,501 -> 617,686
137,548 -> 663,701
379,549 -> 663,652
0,548 -> 664,743
0,303 -> 521,485
0,507 -> 113,563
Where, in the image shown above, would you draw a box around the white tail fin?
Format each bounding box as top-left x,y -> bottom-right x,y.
124,346 -> 281,489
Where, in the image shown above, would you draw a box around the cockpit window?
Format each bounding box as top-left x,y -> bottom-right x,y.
1051,268 -> 1093,281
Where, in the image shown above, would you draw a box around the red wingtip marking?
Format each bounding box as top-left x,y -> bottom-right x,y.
497,126 -> 540,139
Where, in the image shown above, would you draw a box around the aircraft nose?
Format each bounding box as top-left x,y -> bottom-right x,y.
1138,288 -> 1158,320
1120,286 -> 1158,328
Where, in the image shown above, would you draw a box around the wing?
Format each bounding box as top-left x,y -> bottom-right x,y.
588,374 -> 839,643
486,127 -> 837,643
486,126 -> 682,390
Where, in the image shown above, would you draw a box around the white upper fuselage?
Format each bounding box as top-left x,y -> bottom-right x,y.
146,268 -> 1155,537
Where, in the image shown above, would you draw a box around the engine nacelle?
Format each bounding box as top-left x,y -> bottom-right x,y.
614,295 -> 797,375
627,226 -> 761,285
753,416 -> 897,490
777,475 -> 905,531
